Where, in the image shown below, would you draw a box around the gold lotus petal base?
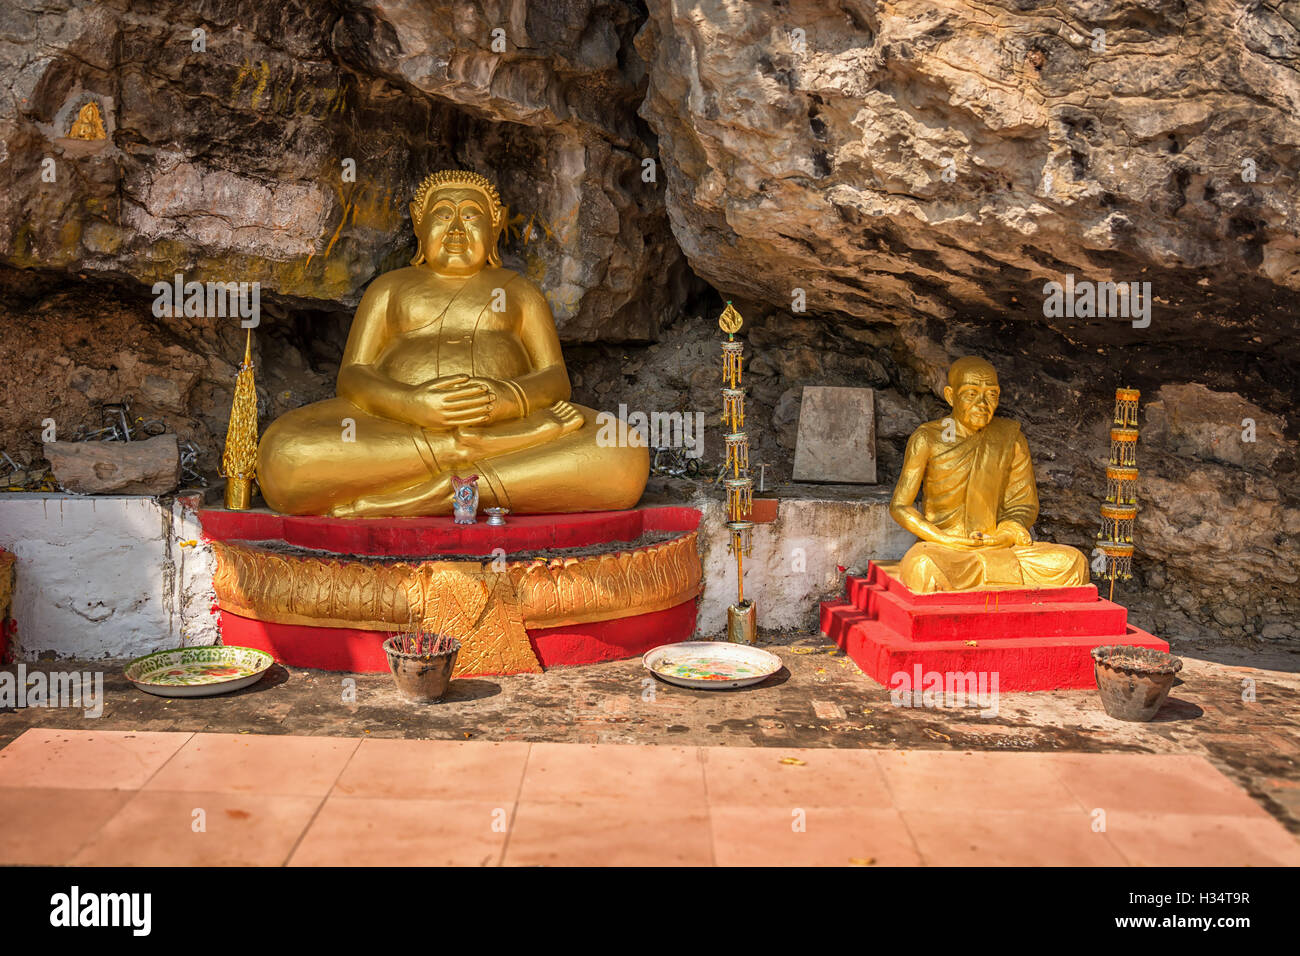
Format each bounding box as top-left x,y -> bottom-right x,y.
211,531 -> 703,677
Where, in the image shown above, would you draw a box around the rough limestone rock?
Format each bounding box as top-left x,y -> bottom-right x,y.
0,0 -> 688,340
45,434 -> 180,495
637,0 -> 1300,341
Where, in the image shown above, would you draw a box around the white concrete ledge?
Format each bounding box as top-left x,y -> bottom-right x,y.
0,493 -> 217,661
0,490 -> 913,659
695,496 -> 916,636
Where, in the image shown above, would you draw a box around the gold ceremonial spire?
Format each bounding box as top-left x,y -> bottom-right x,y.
222,329 -> 259,509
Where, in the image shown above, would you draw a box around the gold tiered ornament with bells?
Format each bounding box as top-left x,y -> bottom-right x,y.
1097,387 -> 1140,600
638,299 -> 784,691
719,302 -> 756,644
221,329 -> 259,510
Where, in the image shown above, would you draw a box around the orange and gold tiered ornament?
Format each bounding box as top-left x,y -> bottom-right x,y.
1098,388 -> 1140,600
719,302 -> 756,644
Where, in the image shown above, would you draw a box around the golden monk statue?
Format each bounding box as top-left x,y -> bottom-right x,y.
257,170 -> 648,516
888,356 -> 1088,592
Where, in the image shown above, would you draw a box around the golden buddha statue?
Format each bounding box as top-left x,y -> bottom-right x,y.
888,356 -> 1089,593
256,170 -> 648,517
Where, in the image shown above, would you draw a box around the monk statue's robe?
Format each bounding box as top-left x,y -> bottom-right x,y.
896,417 -> 1089,593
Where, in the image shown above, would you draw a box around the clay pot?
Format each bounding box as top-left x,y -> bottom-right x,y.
1091,645 -> 1183,721
383,636 -> 460,703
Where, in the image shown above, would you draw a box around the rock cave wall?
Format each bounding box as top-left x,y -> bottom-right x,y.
0,0 -> 1296,646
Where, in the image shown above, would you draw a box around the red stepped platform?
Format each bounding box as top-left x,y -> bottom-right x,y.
820,561 -> 1168,691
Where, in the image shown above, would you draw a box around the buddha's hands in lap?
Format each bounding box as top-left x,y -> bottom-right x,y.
407,374 -> 496,429
458,376 -> 523,424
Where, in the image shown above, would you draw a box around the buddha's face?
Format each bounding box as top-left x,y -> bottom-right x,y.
944,368 -> 1000,432
412,187 -> 496,276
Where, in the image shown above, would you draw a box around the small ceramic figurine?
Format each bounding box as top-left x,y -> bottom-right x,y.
451,474 -> 480,524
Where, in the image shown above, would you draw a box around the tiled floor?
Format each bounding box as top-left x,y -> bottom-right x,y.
1,728 -> 1297,866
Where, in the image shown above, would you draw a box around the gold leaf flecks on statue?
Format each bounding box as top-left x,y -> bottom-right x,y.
222,329 -> 259,510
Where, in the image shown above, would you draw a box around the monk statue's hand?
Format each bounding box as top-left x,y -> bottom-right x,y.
962,526 -> 1022,549
930,531 -> 982,551
993,520 -> 1033,547
984,529 -> 1021,549
407,374 -> 495,429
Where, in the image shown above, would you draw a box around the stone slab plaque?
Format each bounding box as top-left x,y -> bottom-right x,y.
792,386 -> 876,483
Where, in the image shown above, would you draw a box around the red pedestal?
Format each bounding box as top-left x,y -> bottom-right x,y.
820,561 -> 1168,691
198,506 -> 702,556
201,506 -> 703,673
218,600 -> 698,675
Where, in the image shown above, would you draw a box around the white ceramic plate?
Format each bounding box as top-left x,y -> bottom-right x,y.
643,641 -> 783,689
124,645 -> 274,698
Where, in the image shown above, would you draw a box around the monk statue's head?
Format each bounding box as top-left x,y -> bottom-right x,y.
943,356 -> 1001,433
410,169 -> 506,275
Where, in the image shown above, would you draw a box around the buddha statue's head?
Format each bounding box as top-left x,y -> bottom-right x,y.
409,170 -> 506,276
943,356 -> 1001,433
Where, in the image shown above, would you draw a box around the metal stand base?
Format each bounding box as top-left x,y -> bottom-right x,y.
224,477 -> 252,510
727,600 -> 756,644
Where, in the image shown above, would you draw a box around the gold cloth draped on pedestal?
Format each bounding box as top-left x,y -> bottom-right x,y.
211,532 -> 703,676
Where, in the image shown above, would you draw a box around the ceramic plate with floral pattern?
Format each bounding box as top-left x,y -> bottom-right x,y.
643,641 -> 783,689
125,646 -> 274,698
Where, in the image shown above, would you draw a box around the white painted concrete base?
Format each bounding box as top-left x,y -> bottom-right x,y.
694,495 -> 917,637
0,493 -> 217,661
0,490 -> 910,660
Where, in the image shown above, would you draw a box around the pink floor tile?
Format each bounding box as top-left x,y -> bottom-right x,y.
70,790 -> 322,866
519,742 -> 707,806
903,809 -> 1129,866
703,746 -> 893,809
504,799 -> 714,866
876,750 -> 1082,812
144,732 -> 360,796
332,738 -> 529,803
289,797 -> 509,866
0,729 -> 191,790
1045,753 -> 1273,818
1101,811 -> 1300,866
0,788 -> 134,865
711,806 -> 922,866
3,728 -> 1286,867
